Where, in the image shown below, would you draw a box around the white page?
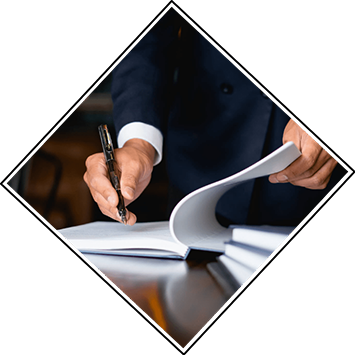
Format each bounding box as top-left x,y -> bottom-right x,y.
170,142 -> 301,251
224,243 -> 271,270
59,143 -> 300,258
60,221 -> 188,257
231,225 -> 294,251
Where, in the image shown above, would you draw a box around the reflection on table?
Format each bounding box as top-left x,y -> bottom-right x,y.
84,228 -> 287,347
84,250 -> 238,347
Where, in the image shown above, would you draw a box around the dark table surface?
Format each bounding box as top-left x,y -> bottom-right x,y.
84,249 -> 239,347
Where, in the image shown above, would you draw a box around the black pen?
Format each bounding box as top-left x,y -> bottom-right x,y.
98,124 -> 127,225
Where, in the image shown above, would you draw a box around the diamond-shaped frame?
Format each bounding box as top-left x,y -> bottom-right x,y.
1,0 -> 354,355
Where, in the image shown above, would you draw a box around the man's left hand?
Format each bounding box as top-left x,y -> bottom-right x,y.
269,119 -> 337,189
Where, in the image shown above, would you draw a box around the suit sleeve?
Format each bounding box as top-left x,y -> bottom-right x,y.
111,9 -> 180,163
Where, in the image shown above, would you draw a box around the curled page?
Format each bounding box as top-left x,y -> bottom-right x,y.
169,142 -> 301,252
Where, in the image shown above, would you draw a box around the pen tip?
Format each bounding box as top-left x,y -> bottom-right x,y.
118,209 -> 127,225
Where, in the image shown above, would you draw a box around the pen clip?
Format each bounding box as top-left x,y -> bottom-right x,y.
98,124 -> 115,162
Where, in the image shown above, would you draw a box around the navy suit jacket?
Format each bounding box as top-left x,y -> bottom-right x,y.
111,9 -> 345,226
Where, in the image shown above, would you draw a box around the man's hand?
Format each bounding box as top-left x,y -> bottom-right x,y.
269,119 -> 337,189
83,139 -> 155,225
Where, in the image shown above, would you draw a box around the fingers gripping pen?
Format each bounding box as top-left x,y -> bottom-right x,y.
98,124 -> 127,225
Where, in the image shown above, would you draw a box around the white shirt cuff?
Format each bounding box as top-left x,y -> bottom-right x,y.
117,122 -> 163,165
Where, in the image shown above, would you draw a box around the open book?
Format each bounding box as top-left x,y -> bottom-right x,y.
60,142 -> 301,259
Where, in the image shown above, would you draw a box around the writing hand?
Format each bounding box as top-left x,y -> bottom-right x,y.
83,139 -> 155,225
269,119 -> 337,189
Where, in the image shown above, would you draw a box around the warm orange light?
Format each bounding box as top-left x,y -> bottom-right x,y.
146,288 -> 167,331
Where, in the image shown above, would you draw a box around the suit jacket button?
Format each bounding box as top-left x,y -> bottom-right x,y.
220,83 -> 233,94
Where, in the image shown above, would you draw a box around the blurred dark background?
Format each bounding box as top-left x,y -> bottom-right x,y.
9,74 -> 170,229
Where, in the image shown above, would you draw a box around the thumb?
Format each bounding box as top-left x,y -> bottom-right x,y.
282,119 -> 301,150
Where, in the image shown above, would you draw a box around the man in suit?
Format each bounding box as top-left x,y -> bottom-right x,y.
83,9 -> 345,226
